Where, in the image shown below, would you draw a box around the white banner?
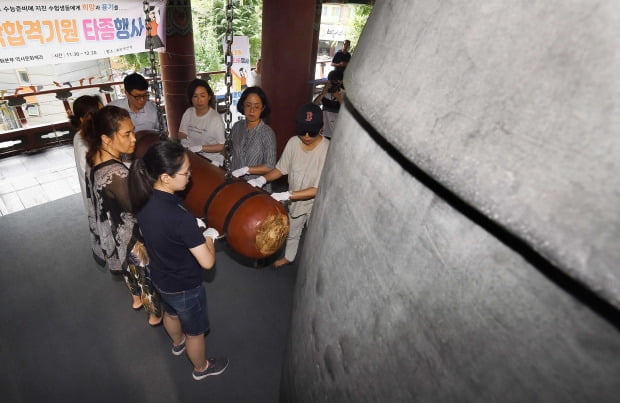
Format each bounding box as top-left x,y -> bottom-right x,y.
0,0 -> 167,70
226,35 -> 250,122
319,24 -> 348,42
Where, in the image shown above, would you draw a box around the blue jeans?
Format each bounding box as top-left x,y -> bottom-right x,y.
157,284 -> 210,336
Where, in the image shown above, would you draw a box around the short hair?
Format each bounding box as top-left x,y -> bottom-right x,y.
236,86 -> 271,119
123,73 -> 149,93
186,78 -> 216,109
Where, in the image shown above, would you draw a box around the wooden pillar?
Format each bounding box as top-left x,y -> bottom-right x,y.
14,105 -> 27,127
262,0 -> 321,156
161,0 -> 196,139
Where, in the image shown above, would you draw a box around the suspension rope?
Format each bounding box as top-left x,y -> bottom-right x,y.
223,0 -> 234,179
143,0 -> 167,139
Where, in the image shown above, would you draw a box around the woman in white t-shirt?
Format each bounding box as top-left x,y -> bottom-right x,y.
71,94 -> 104,212
178,79 -> 225,165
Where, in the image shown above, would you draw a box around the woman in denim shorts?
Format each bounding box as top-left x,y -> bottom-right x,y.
129,140 -> 229,381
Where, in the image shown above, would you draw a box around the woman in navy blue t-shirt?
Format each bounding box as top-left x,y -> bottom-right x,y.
129,140 -> 229,381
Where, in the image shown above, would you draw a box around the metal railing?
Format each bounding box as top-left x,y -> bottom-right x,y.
0,72 -> 225,158
0,79 -> 125,158
0,63 -> 328,158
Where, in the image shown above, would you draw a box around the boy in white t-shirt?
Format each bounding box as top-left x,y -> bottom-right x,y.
246,103 -> 330,268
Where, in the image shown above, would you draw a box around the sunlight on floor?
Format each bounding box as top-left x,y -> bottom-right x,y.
0,145 -> 80,216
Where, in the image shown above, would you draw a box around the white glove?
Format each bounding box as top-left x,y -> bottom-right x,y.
203,227 -> 219,242
180,138 -> 190,148
271,191 -> 291,202
208,153 -> 224,167
196,217 -> 206,229
232,166 -> 250,177
247,176 -> 267,188
189,145 -> 202,153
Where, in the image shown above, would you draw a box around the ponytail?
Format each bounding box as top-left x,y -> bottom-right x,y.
82,105 -> 130,167
82,113 -> 99,167
128,140 -> 186,213
129,158 -> 156,213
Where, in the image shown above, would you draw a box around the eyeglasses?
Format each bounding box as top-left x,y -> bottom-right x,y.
128,92 -> 150,101
243,103 -> 263,111
176,168 -> 192,177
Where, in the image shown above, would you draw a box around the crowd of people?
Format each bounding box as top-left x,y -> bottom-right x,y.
70,42 -> 350,381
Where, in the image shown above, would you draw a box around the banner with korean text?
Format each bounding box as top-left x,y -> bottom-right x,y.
225,35 -> 250,122
0,0 -> 167,70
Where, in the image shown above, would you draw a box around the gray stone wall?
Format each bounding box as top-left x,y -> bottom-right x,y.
281,1 -> 620,401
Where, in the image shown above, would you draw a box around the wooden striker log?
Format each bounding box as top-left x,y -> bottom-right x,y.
134,131 -> 289,259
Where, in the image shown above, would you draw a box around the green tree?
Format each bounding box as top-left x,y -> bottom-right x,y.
348,4 -> 373,50
118,0 -> 263,82
118,52 -> 151,72
193,0 -> 263,72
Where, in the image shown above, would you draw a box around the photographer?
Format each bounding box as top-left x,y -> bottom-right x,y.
313,69 -> 344,139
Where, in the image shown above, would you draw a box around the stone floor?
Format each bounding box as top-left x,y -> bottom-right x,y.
0,144 -> 80,216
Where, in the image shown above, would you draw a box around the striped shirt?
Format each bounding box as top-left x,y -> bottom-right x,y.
231,119 -> 277,189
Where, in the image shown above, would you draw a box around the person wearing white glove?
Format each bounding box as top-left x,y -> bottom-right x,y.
202,227 -> 219,242
129,141 -> 228,379
256,103 -> 330,269
229,87 -> 277,190
271,191 -> 291,202
208,153 -> 224,168
178,79 -> 226,166
232,166 -> 250,178
247,176 -> 267,188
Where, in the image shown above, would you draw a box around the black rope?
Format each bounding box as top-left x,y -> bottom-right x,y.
222,191 -> 263,236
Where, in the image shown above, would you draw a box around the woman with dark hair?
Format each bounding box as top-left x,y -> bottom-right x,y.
178,79 -> 225,166
230,86 -> 277,191
82,105 -> 162,326
71,94 -> 103,212
128,140 -> 229,381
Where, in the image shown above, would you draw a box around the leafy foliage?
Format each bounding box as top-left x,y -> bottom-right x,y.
118,0 -> 263,80
117,52 -> 151,72
193,0 -> 263,72
348,5 -> 373,50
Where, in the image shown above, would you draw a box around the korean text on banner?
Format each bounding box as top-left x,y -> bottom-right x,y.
0,0 -> 167,70
224,35 -> 250,122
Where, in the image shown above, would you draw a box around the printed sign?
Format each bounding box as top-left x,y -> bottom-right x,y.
0,0 -> 166,70
224,35 -> 250,122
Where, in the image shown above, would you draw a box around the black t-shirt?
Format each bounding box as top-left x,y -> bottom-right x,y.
321,96 -> 341,113
136,189 -> 206,292
332,50 -> 351,72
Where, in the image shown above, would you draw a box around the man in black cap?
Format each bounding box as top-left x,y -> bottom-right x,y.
247,103 -> 330,268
